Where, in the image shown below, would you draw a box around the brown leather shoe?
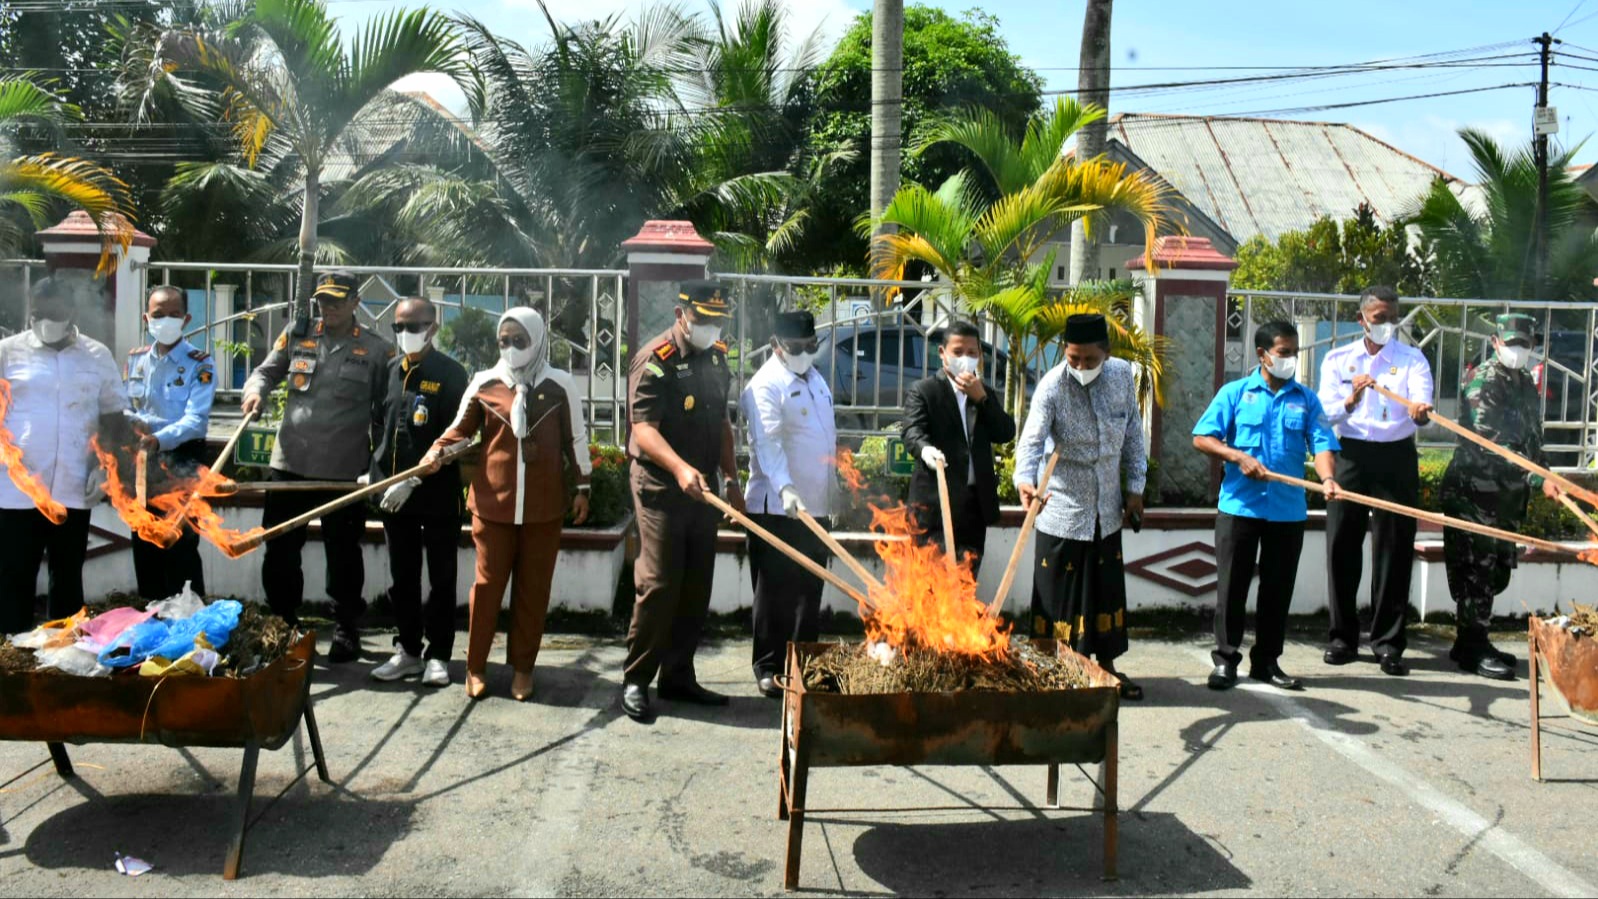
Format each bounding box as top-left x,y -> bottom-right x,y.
465,671 -> 488,700
511,670 -> 535,702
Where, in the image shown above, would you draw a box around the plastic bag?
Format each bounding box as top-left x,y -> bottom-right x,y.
9,609 -> 88,650
147,582 -> 204,621
36,645 -> 110,677
99,601 -> 242,669
76,607 -> 155,654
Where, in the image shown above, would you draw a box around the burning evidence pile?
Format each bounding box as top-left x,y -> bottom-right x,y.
1,585 -> 298,679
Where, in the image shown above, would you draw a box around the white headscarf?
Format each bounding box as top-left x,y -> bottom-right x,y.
494,307 -> 548,439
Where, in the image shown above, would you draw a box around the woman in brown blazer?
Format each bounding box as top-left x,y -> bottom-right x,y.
423,308 -> 590,700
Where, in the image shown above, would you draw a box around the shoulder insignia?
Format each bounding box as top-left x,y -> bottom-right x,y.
712,340 -> 728,353
197,369 -> 213,385
644,362 -> 665,379
187,348 -> 210,362
655,342 -> 677,362
352,325 -> 362,338
275,334 -> 288,351
128,345 -> 150,356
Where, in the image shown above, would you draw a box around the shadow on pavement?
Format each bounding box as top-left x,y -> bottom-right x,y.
846,811 -> 1249,896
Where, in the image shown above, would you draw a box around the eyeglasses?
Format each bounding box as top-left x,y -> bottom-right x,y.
498,335 -> 531,350
391,321 -> 435,334
780,339 -> 819,355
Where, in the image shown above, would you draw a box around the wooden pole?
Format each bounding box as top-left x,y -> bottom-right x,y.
1263,470 -> 1577,555
934,456 -> 956,560
1370,382 -> 1598,508
207,480 -> 360,495
134,450 -> 148,506
1556,493 -> 1598,540
171,409 -> 259,531
796,508 -> 885,594
703,492 -> 872,609
987,452 -> 1061,617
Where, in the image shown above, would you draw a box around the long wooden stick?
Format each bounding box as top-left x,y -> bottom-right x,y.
1370,382 -> 1598,508
1264,470 -> 1577,555
702,492 -> 872,609
171,408 -> 259,531
206,480 -> 360,495
796,508 -> 884,594
933,456 -> 956,559
987,452 -> 1061,617
1556,493 -> 1598,540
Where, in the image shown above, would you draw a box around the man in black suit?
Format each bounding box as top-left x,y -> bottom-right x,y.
902,320 -> 1017,576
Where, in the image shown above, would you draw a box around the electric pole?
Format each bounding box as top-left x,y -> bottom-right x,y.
1533,31 -> 1558,294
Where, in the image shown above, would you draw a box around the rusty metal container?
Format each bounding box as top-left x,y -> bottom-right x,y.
777,640 -> 1120,890
0,632 -> 329,878
1529,617 -> 1598,781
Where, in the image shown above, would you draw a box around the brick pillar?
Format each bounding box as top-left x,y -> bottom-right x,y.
621,221 -> 714,363
35,211 -> 155,357
1127,237 -> 1238,505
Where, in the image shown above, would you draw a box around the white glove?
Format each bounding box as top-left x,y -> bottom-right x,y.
356,473 -> 370,486
780,485 -> 807,518
921,445 -> 946,468
84,467 -> 108,505
379,477 -> 421,513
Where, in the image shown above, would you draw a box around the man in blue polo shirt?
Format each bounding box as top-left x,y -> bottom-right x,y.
1193,321 -> 1341,691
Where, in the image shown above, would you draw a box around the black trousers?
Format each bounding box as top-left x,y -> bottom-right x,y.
0,507 -> 91,634
261,468 -> 369,627
1326,436 -> 1418,658
912,494 -> 989,578
383,512 -> 460,661
131,442 -> 207,600
748,513 -> 828,678
1213,513 -> 1306,667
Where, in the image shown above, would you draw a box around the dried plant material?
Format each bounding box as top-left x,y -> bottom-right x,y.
224,602 -> 298,677
0,641 -> 38,675
800,637 -> 1093,695
1567,602 -> 1598,631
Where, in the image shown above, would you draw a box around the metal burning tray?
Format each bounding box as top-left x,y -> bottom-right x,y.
777,639 -> 1121,890
0,631 -> 330,878
1528,616 -> 1598,781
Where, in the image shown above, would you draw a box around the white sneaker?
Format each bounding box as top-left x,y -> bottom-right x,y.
371,649 -> 424,682
420,659 -> 450,687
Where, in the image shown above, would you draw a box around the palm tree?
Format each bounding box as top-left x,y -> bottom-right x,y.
869,98 -> 1171,419
120,0 -> 472,323
868,0 -> 903,241
1069,0 -> 1114,284
0,76 -> 135,271
1410,127 -> 1598,301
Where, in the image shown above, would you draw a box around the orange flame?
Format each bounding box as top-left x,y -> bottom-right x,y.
172,466 -> 263,559
88,438 -> 263,557
837,446 -> 1011,659
0,380 -> 68,523
90,436 -> 184,548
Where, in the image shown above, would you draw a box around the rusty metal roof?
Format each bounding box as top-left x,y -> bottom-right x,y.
1107,113 -> 1463,243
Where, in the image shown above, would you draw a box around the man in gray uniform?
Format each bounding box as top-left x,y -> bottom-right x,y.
241,272 -> 393,661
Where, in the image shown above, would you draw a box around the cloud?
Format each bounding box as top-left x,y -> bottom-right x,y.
391,72 -> 470,116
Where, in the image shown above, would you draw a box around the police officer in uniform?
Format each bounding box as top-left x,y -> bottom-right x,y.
1441,314 -> 1560,681
241,272 -> 393,662
125,285 -> 215,599
622,280 -> 744,721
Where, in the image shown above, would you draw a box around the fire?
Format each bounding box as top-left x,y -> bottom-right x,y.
0,380 -> 68,523
90,436 -> 184,548
88,439 -> 263,557
173,466 -> 264,559
837,447 -> 1011,660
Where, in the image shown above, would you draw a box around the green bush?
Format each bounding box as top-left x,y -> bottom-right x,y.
570,444 -> 629,528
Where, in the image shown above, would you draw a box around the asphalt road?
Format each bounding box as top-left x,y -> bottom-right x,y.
1,630 -> 1595,897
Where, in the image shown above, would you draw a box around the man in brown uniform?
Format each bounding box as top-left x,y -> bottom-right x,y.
622,280 -> 744,721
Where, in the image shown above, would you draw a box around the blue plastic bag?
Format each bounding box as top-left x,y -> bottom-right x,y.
99,600 -> 242,669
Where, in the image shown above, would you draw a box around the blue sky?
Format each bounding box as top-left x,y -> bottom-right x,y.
336,0 -> 1598,177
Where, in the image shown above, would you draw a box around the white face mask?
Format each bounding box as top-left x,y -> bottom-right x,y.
33,318 -> 71,344
1068,364 -> 1102,386
147,316 -> 185,347
688,322 -> 722,351
782,351 -> 816,376
1261,352 -> 1297,381
1497,344 -> 1532,370
945,355 -> 979,378
397,330 -> 431,356
1366,321 -> 1397,346
501,344 -> 535,369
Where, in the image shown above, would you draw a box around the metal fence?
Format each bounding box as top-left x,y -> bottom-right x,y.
1228,289 -> 1598,469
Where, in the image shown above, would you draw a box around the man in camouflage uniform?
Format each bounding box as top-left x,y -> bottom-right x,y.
1441,313 -> 1561,681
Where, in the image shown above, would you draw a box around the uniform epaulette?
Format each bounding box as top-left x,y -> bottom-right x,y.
711,340 -> 728,353
187,348 -> 211,362
128,345 -> 150,356
655,342 -> 677,362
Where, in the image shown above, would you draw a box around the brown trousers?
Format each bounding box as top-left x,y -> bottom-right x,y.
467,516 -> 563,674
623,465 -> 721,688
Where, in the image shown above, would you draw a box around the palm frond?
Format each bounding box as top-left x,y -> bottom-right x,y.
0,154 -> 135,271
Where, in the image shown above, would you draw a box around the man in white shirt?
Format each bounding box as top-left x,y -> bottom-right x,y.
0,277 -> 130,633
1316,286 -> 1435,676
742,311 -> 837,698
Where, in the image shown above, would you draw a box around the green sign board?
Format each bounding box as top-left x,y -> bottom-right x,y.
234,427 -> 277,467
886,437 -> 915,477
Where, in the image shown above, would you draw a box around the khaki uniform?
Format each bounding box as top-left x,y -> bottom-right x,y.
623,326 -> 730,689
242,320 -> 394,626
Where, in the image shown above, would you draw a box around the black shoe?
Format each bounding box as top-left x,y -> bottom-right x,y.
756,675 -> 782,699
1451,642 -> 1517,666
1207,662 -> 1238,690
1249,663 -> 1304,690
658,681 -> 730,706
622,683 -> 651,720
1464,654 -> 1515,681
327,625 -> 361,664
1377,655 -> 1409,677
1101,664 -> 1143,701
1324,647 -> 1358,666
